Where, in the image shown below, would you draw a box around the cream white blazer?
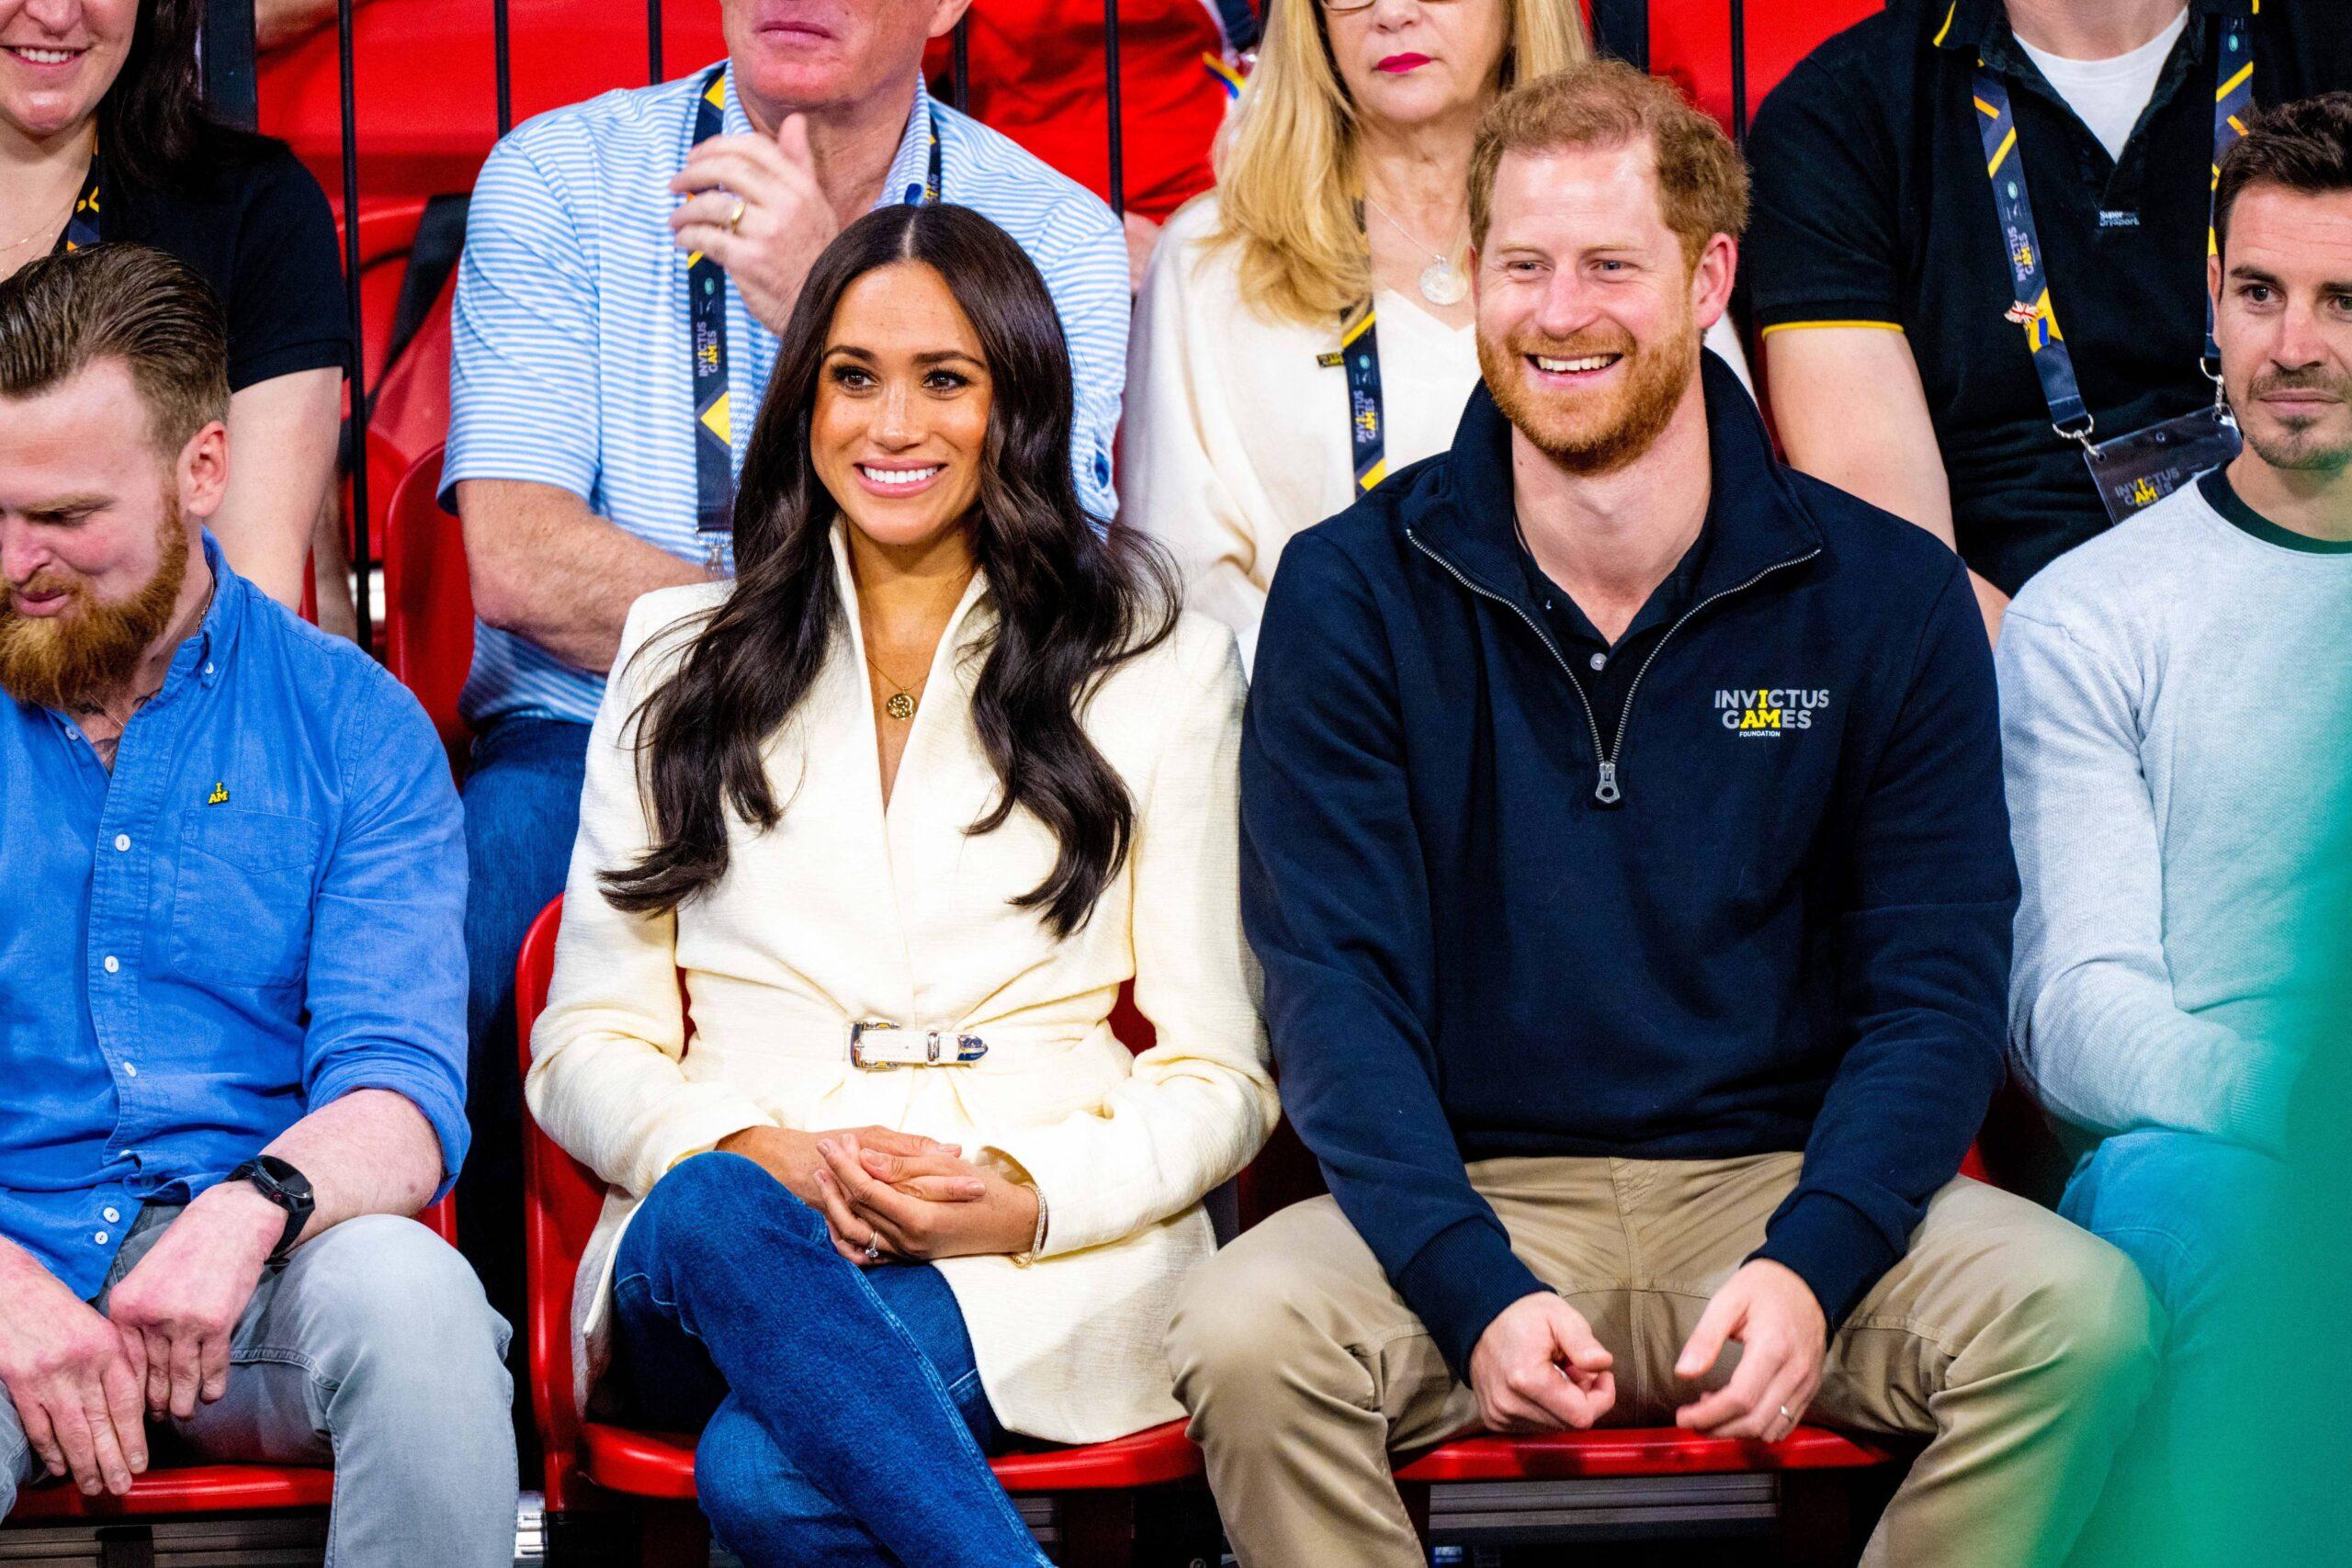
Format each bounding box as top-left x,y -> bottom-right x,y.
525,530 -> 1275,1445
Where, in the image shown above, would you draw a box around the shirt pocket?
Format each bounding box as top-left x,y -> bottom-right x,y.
167,809 -> 322,988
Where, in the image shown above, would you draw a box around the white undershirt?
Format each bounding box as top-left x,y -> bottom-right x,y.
2016,6 -> 2190,164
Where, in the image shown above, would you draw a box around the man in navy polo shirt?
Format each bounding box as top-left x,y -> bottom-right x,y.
1167,61 -> 2157,1568
0,246 -> 513,1563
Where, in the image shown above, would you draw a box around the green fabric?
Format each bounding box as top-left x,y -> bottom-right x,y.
2197,467 -> 2352,554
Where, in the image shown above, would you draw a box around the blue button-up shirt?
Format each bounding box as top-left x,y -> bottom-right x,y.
0,537 -> 469,1298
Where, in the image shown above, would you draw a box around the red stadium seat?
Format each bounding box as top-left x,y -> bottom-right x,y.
513,897 -> 1204,1568
381,444 -> 474,759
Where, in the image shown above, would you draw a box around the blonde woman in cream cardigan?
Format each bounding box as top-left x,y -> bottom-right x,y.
1123,0 -> 1749,669
525,205 -> 1273,1568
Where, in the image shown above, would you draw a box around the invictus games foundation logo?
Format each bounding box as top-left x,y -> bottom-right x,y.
1716,687 -> 1831,736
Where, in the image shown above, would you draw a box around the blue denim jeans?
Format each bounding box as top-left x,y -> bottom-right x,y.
2061,1127 -> 2284,1567
455,714 -> 591,1421
0,1205 -> 515,1566
611,1153 -> 1051,1568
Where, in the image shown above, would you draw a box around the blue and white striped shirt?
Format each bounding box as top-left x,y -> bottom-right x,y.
445,64 -> 1129,728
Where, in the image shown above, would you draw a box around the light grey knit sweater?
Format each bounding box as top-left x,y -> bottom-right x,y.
1998,471 -> 2352,1154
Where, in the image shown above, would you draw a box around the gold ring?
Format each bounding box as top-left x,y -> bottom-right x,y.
726,196 -> 747,233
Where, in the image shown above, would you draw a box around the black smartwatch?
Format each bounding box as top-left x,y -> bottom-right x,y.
227,1156 -> 315,1264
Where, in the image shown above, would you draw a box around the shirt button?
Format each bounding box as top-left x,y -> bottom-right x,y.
102,1206 -> 119,1224
1589,652 -> 1607,671
114,833 -> 130,852
203,662 -> 215,677
122,1062 -> 138,1077
94,1231 -> 108,1246
103,955 -> 119,974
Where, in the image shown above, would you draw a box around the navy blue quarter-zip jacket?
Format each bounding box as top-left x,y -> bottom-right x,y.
1240,353 -> 2018,1378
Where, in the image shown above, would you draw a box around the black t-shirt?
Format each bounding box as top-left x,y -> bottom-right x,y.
93,139 -> 350,393
1746,0 -> 2348,595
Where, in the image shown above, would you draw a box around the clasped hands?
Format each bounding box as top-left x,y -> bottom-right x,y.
1466,1259 -> 1826,1442
0,1181 -> 282,1496
714,1125 -> 1040,1266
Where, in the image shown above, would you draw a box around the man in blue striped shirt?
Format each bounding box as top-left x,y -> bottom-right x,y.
441,0 -> 1129,1367
0,248 -> 514,1562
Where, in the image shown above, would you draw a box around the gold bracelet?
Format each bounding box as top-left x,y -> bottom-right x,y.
1012,1182 -> 1049,1268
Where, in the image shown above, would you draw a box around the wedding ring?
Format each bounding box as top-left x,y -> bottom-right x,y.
864,1235 -> 881,1260
1778,1404 -> 1793,1432
725,196 -> 747,233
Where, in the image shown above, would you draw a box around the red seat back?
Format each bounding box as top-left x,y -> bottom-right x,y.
381,443 -> 474,759
514,894 -> 616,1509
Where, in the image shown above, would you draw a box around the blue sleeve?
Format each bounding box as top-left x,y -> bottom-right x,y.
1750,560 -> 2018,1326
1029,194 -> 1130,522
443,125 -> 604,508
300,677 -> 471,1197
1241,533 -> 1547,1379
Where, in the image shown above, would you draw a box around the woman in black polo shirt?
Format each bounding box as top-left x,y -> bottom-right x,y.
1,0 -> 349,620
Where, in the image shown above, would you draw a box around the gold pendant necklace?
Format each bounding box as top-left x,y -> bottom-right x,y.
863,648 -> 930,722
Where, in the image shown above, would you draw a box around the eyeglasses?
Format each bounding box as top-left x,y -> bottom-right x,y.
1319,0 -> 1464,14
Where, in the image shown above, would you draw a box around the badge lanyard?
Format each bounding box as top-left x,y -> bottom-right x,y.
689,68 -> 944,570
1315,205 -> 1388,496
1197,0 -> 1261,96
1972,11 -> 2252,525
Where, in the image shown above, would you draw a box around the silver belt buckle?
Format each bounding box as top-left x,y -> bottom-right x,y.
848,1019 -> 988,1071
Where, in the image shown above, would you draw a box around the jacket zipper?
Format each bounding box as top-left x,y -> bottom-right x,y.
1407,530 -> 1822,807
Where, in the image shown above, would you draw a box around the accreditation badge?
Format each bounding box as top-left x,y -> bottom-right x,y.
2082,404 -> 2243,526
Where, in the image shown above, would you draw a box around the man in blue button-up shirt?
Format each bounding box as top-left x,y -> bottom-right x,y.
0,246 -> 514,1564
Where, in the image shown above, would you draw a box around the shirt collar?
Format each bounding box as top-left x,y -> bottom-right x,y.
718,63 -> 942,212
181,530 -> 243,692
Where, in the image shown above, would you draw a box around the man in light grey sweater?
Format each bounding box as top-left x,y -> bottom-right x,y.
1999,95 -> 2352,1566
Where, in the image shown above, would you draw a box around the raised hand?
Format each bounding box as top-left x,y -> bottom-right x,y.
1467,1291 -> 1617,1434
668,112 -> 842,335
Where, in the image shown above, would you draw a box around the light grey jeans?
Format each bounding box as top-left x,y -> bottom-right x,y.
1,1202 -> 515,1567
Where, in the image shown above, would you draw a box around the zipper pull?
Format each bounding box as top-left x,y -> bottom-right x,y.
1594,761 -> 1622,807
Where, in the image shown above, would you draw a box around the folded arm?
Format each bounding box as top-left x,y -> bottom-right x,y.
978,630 -> 1278,1257
525,596 -> 776,1196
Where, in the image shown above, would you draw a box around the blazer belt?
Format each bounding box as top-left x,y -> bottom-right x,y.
848,1019 -> 989,1071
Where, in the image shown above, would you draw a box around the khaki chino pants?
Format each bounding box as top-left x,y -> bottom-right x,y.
1167,1153 -> 2158,1568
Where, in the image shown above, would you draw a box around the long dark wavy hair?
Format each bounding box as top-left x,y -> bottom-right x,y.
600,203 -> 1179,936
101,0 -> 274,189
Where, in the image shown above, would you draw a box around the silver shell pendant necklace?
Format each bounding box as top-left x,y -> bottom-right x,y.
1365,196 -> 1469,307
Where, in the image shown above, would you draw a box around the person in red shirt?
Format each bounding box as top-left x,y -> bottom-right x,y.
928,1 -> 1256,287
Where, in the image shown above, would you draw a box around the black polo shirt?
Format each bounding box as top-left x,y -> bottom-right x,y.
1517,513 -> 1713,752
1746,0 -> 2349,595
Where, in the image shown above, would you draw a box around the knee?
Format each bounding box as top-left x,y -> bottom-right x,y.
2021,1232 -> 2163,1400
623,1154 -> 825,1278
1165,1232 -> 1344,1427
298,1216 -> 512,1416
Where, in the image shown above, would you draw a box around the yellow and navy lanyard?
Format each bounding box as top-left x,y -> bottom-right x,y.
55,154 -> 100,253
1198,0 -> 1259,98
1972,9 -> 2253,441
1315,203 -> 1387,495
689,68 -> 944,547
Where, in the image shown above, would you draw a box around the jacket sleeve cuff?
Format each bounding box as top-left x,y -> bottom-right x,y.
1748,1190 -> 1901,1333
628,1092 -> 775,1199
1394,1216 -> 1552,1382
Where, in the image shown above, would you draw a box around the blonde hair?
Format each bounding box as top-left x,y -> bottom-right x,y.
1211,0 -> 1589,327
1469,58 -> 1749,260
